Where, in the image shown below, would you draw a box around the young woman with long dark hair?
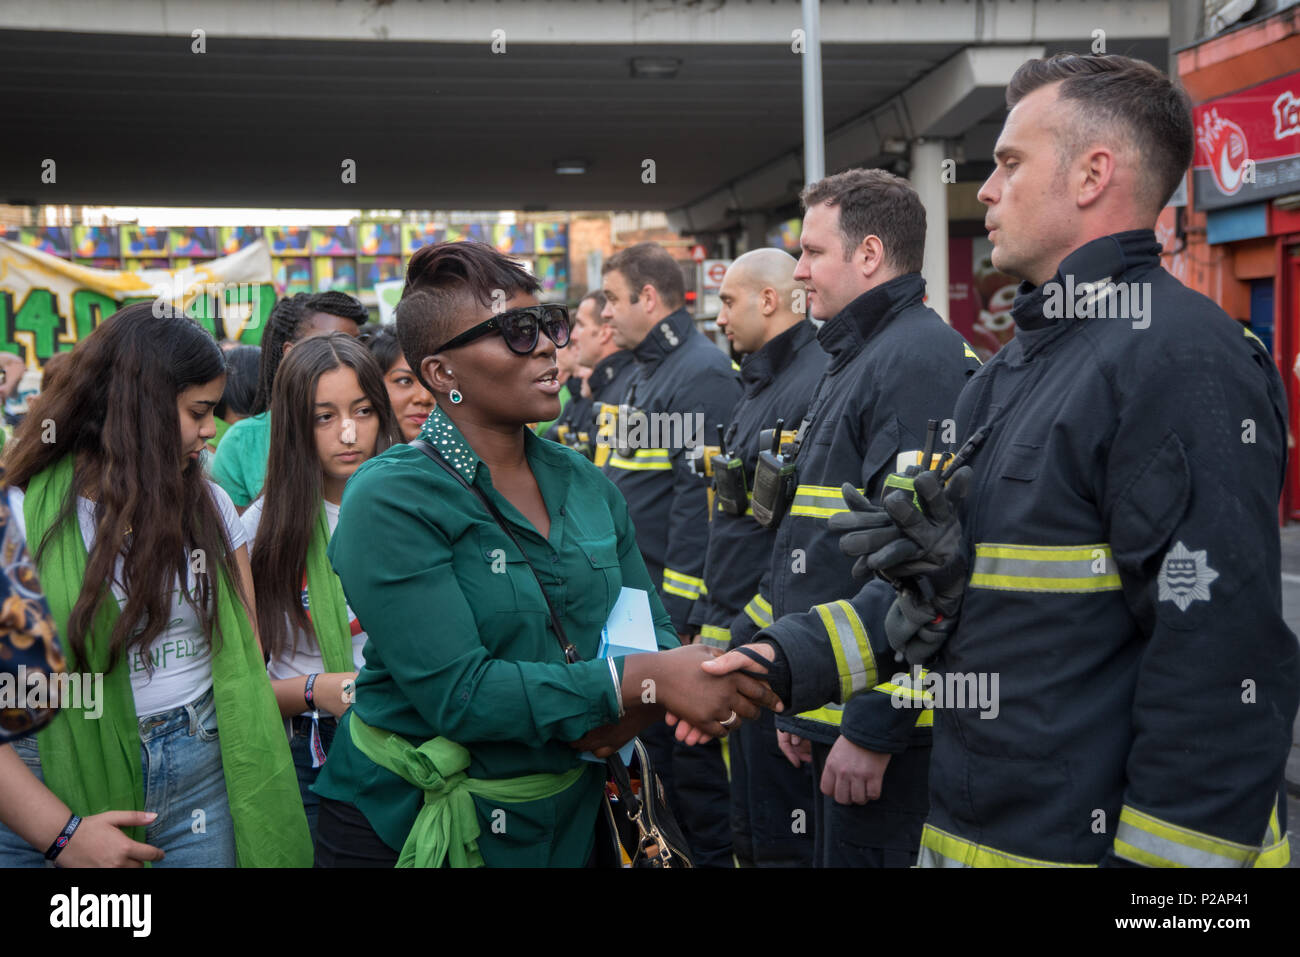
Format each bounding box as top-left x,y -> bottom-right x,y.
212,291 -> 369,510
0,304 -> 311,867
242,333 -> 399,842
359,325 -> 435,442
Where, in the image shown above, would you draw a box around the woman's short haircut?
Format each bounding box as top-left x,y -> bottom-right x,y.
395,241 -> 541,391
799,168 -> 926,275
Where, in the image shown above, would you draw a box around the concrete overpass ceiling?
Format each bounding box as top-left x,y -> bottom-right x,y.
0,1 -> 1170,213
0,26 -> 958,209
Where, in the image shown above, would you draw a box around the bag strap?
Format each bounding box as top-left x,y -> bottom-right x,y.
409,438 -> 645,817
409,439 -> 579,664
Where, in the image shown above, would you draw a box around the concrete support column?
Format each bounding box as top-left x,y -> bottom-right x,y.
910,137 -> 950,324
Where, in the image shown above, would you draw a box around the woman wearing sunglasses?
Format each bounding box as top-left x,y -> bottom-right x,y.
312,241 -> 780,867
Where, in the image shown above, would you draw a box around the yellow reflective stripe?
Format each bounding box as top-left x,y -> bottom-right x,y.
608,448 -> 672,471
918,824 -> 1095,868
1114,805 -> 1281,868
963,341 -> 981,363
914,709 -> 933,728
971,542 -> 1122,593
698,624 -> 730,648
812,599 -> 877,701
743,592 -> 773,628
663,569 -> 705,602
789,484 -> 863,519
796,703 -> 843,726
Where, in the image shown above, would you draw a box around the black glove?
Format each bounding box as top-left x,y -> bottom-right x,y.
864,467 -> 972,581
828,484 -> 908,581
884,588 -> 961,666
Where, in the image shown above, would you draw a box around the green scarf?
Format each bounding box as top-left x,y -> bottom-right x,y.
304,503 -> 353,674
349,711 -> 585,868
26,455 -> 312,867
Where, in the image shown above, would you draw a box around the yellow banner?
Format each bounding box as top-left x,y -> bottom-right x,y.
0,239 -> 274,371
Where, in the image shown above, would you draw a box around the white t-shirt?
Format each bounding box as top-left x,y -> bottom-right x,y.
6,481 -> 246,718
242,497 -> 367,712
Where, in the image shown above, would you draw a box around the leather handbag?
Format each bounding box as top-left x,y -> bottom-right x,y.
410,439 -> 692,867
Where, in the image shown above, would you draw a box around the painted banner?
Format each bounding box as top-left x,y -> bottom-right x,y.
0,239 -> 275,371
1192,70 -> 1300,211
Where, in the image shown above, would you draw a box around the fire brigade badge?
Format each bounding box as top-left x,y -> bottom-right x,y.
1157,541 -> 1219,612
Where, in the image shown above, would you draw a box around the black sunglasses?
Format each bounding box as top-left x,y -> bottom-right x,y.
435,304 -> 571,356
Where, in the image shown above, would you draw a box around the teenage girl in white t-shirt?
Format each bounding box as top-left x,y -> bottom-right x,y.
0,304 -> 308,868
244,332 -> 399,845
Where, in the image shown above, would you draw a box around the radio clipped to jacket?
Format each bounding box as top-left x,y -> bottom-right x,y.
750,417 -> 802,528
556,424 -> 594,462
710,423 -> 748,516
881,418 -> 971,511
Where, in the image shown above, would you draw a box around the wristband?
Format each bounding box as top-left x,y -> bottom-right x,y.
304,673 -> 319,712
44,813 -> 81,862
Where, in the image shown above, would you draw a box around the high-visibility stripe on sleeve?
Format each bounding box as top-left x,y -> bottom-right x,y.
743,592 -> 773,629
698,624 -> 731,649
788,484 -> 863,519
607,448 -> 672,471
1113,804 -> 1289,868
812,600 -> 877,702
963,342 -> 981,363
970,542 -> 1122,593
662,568 -> 706,601
918,824 -> 1095,868
795,703 -> 843,726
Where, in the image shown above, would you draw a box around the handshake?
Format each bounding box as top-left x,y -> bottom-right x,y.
571,461 -> 974,756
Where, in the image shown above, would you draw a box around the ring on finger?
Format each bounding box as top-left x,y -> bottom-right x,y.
720,710 -> 738,728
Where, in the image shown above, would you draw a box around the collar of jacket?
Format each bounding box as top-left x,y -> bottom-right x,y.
740,319 -> 818,395
589,349 -> 635,394
416,404 -> 568,487
1011,229 -> 1162,334
631,308 -> 695,367
816,272 -> 926,372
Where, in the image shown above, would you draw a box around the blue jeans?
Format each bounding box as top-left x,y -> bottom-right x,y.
0,685 -> 236,867
289,713 -> 337,850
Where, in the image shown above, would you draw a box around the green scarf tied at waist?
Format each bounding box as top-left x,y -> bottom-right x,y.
25,454 -> 312,867
349,711 -> 585,868
304,502 -> 353,675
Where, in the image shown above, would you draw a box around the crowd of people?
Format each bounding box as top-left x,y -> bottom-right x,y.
0,52 -> 1295,869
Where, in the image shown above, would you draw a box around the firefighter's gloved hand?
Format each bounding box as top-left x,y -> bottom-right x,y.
830,485 -> 906,580
865,467 -> 972,580
885,587 -> 960,665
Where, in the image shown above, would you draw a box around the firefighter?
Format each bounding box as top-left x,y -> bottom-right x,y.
543,290 -> 635,459
599,241 -> 742,865
715,169 -> 979,867
688,248 -> 827,867
704,54 -> 1299,868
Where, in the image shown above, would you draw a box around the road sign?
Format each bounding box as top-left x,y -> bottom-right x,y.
690,244 -> 707,262
702,258 -> 732,292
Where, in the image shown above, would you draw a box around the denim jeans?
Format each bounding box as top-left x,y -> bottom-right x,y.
289,713 -> 337,850
0,685 -> 236,867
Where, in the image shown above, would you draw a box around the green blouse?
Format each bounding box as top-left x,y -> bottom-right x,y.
313,406 -> 678,866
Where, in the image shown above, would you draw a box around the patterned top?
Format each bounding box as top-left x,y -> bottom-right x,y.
0,479 -> 66,742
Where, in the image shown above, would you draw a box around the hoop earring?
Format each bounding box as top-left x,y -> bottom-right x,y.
449,389 -> 463,405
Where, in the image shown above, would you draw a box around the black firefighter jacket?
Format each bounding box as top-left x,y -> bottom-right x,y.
688,319 -> 828,648
732,272 -> 981,750
601,308 -> 742,631
761,230 -> 1299,867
